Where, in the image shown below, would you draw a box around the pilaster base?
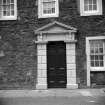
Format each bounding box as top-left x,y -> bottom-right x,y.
67,84 -> 78,89
36,84 -> 47,90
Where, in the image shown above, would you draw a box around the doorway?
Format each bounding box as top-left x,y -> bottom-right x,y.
47,41 -> 67,88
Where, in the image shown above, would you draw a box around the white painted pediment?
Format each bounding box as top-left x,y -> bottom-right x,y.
35,21 -> 77,33
35,21 -> 77,43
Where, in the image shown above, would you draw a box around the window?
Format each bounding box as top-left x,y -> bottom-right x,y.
90,40 -> 104,67
84,0 -> 97,11
38,0 -> 59,18
86,36 -> 105,71
86,36 -> 105,86
0,0 -> 17,20
80,0 -> 102,16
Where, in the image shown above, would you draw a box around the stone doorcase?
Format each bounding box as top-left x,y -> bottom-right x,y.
35,21 -> 78,89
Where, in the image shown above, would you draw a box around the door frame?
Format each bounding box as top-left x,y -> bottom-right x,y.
35,21 -> 78,89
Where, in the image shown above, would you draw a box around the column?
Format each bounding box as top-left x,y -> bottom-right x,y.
36,43 -> 47,89
66,43 -> 78,89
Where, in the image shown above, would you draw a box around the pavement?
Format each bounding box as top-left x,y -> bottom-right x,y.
0,88 -> 105,98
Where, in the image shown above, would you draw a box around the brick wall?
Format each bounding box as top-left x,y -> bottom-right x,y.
0,0 -> 105,89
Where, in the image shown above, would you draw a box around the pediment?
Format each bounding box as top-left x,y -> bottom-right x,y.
35,21 -> 77,34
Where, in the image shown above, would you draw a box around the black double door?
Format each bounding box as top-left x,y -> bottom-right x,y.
47,41 -> 67,88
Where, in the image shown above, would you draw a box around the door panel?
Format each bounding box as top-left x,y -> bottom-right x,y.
47,41 -> 67,88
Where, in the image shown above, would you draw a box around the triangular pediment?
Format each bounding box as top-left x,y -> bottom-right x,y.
35,21 -> 77,33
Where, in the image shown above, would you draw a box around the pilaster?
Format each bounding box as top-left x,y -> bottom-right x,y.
36,43 -> 47,89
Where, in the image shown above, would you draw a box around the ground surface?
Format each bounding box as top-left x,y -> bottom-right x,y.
0,96 -> 105,105
0,89 -> 105,105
